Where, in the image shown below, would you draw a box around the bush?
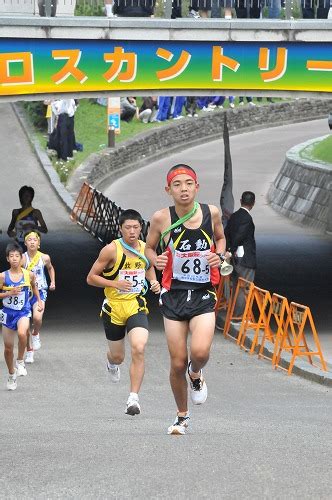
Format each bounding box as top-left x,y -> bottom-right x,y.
23,102 -> 47,130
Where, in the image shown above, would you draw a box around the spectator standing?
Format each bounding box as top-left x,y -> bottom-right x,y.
113,0 -> 155,16
301,0 -> 329,18
171,97 -> 186,119
185,97 -> 198,117
156,96 -> 172,122
235,0 -> 261,17
224,191 -> 256,316
239,96 -> 255,107
104,0 -> 115,17
50,99 -> 77,162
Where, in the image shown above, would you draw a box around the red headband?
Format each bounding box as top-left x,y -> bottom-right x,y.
167,167 -> 197,186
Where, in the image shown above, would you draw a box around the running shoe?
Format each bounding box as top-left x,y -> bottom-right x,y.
167,414 -> 190,435
125,394 -> 141,416
107,362 -> 120,383
189,8 -> 200,18
16,361 -> 27,377
25,351 -> 34,364
188,362 -> 208,405
32,333 -> 41,351
7,370 -> 17,391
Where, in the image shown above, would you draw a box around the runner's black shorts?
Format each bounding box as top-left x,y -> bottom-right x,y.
159,287 -> 217,322
101,301 -> 149,341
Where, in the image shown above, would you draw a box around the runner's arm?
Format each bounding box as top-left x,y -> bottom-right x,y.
33,209 -> 48,234
86,243 -> 131,292
0,273 -> 22,298
145,211 -> 169,271
7,209 -> 19,237
146,266 -> 161,293
30,272 -> 43,312
206,205 -> 227,268
44,254 -> 56,290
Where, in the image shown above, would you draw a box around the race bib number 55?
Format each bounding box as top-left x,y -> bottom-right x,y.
118,269 -> 145,294
173,250 -> 210,283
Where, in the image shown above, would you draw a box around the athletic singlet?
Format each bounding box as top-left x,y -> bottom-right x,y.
161,203 -> 220,290
2,269 -> 31,312
15,210 -> 36,244
23,252 -> 48,291
103,239 -> 147,303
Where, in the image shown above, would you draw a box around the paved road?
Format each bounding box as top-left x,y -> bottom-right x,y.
104,118 -> 332,363
0,104 -> 331,499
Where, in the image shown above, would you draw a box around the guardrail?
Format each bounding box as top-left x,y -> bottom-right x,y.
70,182 -> 150,243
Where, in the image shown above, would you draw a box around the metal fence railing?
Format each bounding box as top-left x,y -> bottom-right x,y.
0,0 -> 324,20
70,182 -> 150,244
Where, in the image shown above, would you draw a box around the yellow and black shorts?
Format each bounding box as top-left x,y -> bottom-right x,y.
101,296 -> 149,341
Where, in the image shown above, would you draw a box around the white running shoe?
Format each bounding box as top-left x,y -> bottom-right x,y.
7,370 -> 17,391
107,362 -> 120,383
189,8 -> 200,18
188,363 -> 208,405
25,351 -> 34,364
16,361 -> 27,377
167,414 -> 190,435
32,333 -> 41,351
125,394 -> 141,415
230,103 -> 235,108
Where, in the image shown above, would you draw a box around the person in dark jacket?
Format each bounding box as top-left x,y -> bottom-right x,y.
224,191 -> 256,316
113,0 -> 155,16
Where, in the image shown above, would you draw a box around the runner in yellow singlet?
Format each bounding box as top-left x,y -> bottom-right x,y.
7,186 -> 48,247
87,209 -> 160,416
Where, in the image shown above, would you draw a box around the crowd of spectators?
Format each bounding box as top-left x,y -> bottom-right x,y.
118,95 -> 276,125
101,0 -> 331,19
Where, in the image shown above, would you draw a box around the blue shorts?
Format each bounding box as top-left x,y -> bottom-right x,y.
30,289 -> 47,306
1,307 -> 31,331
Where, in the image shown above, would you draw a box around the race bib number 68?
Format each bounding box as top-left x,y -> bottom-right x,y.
173,250 -> 210,283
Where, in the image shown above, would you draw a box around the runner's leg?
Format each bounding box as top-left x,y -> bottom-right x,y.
17,317 -> 30,362
2,326 -> 15,374
128,327 -> 148,394
164,318 -> 189,413
189,312 -> 215,374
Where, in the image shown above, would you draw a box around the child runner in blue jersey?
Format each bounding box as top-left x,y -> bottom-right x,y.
0,243 -> 43,391
21,230 -> 56,363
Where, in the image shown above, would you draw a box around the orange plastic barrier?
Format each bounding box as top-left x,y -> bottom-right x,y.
70,182 -> 95,224
223,278 -> 255,340
274,301 -> 327,375
215,275 -> 231,314
238,285 -> 273,353
258,293 -> 291,365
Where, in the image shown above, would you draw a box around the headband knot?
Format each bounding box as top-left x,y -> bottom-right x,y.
167,167 -> 197,186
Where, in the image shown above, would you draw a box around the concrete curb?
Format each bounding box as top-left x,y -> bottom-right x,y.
12,103 -> 75,214
220,322 -> 332,387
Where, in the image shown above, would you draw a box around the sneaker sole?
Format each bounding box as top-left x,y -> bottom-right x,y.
167,426 -> 186,435
126,405 -> 140,416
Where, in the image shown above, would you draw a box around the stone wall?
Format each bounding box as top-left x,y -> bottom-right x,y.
267,138 -> 332,233
70,99 -> 332,197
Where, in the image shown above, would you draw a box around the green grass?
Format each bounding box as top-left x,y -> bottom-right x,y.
300,135 -> 332,164
30,97 -> 285,184
35,98 -> 166,183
